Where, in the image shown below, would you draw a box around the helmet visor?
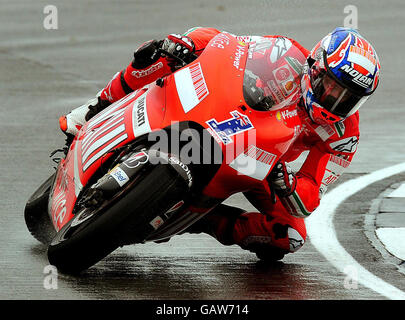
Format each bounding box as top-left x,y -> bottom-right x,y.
310,66 -> 368,118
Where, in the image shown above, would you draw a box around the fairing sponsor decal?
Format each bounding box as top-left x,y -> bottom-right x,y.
132,92 -> 152,137
206,110 -> 254,145
81,109 -> 127,172
229,145 -> 277,181
174,62 -> 209,113
109,165 -> 129,187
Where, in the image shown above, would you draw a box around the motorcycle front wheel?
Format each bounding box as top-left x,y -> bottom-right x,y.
47,163 -> 189,274
24,173 -> 57,245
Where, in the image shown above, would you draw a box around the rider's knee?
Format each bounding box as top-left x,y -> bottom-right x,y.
286,226 -> 305,252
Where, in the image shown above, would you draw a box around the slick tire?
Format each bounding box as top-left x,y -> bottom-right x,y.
24,173 -> 57,245
47,164 -> 189,274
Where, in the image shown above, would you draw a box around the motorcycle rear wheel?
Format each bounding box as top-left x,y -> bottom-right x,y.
47,163 -> 188,274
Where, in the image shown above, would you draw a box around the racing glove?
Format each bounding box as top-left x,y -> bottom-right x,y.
268,161 -> 297,199
160,34 -> 196,70
132,39 -> 162,69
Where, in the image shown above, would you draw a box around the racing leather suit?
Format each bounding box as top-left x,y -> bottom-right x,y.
79,27 -> 361,258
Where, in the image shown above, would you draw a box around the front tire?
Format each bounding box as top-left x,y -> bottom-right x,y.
24,173 -> 57,245
47,163 -> 189,274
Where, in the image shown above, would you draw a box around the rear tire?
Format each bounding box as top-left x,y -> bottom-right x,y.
47,164 -> 189,274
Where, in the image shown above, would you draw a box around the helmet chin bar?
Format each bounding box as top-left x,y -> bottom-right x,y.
301,72 -> 343,125
311,101 -> 343,125
320,110 -> 339,123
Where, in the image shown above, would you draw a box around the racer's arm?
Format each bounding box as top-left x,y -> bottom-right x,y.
242,146 -> 331,218
99,27 -> 221,104
277,145 -> 337,218
244,115 -> 360,218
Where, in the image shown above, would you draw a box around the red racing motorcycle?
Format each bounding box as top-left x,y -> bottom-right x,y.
24,33 -> 306,274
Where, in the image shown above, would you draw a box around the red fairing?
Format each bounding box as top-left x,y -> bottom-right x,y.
51,84 -> 166,230
49,32 -> 307,232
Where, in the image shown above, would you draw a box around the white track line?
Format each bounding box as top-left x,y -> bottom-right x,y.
306,162 -> 405,300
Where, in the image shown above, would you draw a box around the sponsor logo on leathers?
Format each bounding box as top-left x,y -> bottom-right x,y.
329,136 -> 359,153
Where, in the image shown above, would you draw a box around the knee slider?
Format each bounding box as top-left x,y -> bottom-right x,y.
287,227 -> 305,252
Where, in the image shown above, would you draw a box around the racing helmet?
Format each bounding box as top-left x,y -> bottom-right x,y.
301,27 -> 380,125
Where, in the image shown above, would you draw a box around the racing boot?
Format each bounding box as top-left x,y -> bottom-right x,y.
184,204 -> 245,245
186,205 -> 290,262
59,94 -> 111,145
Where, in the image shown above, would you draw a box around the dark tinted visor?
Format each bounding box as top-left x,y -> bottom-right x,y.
310,66 -> 368,118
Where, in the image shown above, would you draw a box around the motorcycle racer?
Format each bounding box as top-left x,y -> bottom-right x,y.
59,27 -> 380,261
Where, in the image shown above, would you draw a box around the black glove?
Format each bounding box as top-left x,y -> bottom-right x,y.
268,161 -> 297,198
132,39 -> 162,69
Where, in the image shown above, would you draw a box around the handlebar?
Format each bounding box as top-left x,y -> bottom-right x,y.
157,48 -> 198,69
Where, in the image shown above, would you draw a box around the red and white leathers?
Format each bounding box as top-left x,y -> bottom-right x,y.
68,27 -> 361,258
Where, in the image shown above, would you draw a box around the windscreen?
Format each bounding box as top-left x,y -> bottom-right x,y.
242,37 -> 307,111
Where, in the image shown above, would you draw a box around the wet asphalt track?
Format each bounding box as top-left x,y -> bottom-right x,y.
1,0 -> 405,303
